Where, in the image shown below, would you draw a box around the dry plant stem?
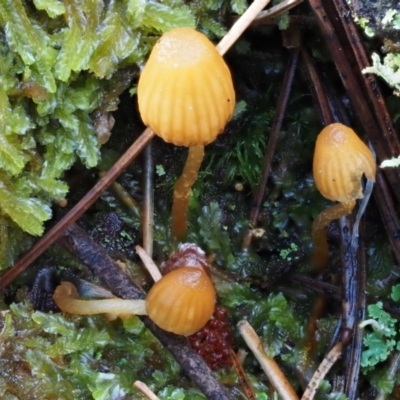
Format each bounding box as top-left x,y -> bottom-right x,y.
343,218 -> 366,399
229,348 -> 257,400
338,214 -> 359,397
143,142 -> 154,256
238,320 -> 299,400
216,0 -> 271,54
98,171 -> 141,215
59,223 -> 232,400
0,127 -> 155,290
133,381 -> 160,400
252,0 -> 303,25
301,342 -> 343,400
171,145 -> 204,240
242,47 -> 300,249
374,170 -> 400,266
292,274 -> 400,320
300,47 -> 333,126
311,200 -> 355,269
135,245 -> 162,282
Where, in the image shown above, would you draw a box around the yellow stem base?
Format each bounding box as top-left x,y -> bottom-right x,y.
311,200 -> 355,269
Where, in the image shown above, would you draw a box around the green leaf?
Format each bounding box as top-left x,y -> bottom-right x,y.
0,89 -> 30,174
194,202 -> 235,266
391,284 -> 400,301
54,0 -> 102,81
0,178 -> 52,236
361,302 -> 399,369
126,0 -> 146,27
33,0 -> 66,18
0,313 -> 15,341
142,3 -> 195,32
88,2 -> 141,78
32,311 -> 77,336
231,0 -> 247,14
201,15 -> 227,38
0,0 -> 57,92
48,327 -> 110,356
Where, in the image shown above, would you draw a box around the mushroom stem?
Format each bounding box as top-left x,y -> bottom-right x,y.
53,282 -> 147,316
172,145 -> 205,240
311,200 -> 356,268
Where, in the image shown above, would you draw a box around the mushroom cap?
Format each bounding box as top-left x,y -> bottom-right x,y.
313,123 -> 376,202
146,266 -> 216,336
137,27 -> 235,147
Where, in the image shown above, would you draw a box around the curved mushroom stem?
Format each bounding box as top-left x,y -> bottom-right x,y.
311,200 -> 356,269
53,282 -> 147,316
171,145 -> 205,241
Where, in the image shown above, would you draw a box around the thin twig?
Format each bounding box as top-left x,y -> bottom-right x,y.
344,218 -> 367,398
98,171 -> 141,217
339,215 -> 358,380
133,381 -> 160,400
142,142 -> 154,256
253,0 -> 303,24
301,342 -> 343,400
300,47 -> 333,126
238,320 -> 299,400
229,348 -> 257,400
291,274 -> 400,320
0,127 -> 155,289
216,0 -> 272,54
135,245 -> 162,282
242,47 -> 300,249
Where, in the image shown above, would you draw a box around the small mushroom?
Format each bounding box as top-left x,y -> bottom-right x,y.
53,247 -> 216,336
146,265 -> 216,336
312,123 -> 376,268
137,27 -> 235,240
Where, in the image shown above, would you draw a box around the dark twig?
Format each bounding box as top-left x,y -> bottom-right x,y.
0,128 -> 155,289
58,223 -> 232,400
343,219 -> 366,398
242,47 -> 300,249
374,170 -> 400,265
300,47 -> 333,126
292,274 -> 400,320
142,142 -> 154,257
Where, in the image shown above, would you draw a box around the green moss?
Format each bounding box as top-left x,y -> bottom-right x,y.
0,0 -> 251,269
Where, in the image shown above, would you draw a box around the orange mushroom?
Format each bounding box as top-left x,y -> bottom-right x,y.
312,123 -> 376,268
53,246 -> 216,336
137,27 -> 235,240
146,265 -> 216,336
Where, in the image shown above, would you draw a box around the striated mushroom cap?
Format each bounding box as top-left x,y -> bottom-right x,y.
137,27 -> 235,147
313,123 -> 376,202
146,266 -> 216,336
